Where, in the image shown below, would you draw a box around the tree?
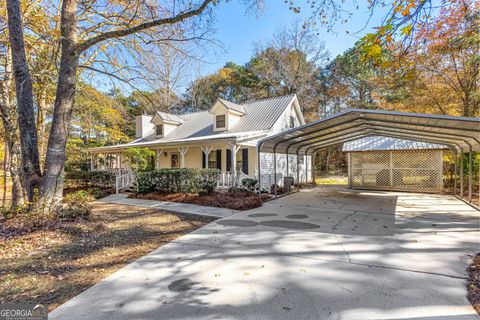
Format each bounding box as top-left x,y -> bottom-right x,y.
5,0 -> 41,203
0,43 -> 24,208
372,0 -> 479,117
5,0 -> 223,211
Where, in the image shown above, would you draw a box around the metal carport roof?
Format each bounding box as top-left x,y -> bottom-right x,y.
258,109 -> 480,155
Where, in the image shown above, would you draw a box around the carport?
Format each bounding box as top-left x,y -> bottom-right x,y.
257,109 -> 480,206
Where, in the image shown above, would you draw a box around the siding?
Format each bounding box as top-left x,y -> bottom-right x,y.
258,152 -> 312,190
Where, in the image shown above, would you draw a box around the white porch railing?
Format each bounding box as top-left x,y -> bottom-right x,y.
115,171 -> 136,194
217,171 -> 250,188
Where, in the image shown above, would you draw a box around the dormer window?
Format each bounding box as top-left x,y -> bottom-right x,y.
289,116 -> 295,128
156,124 -> 163,136
216,114 -> 226,129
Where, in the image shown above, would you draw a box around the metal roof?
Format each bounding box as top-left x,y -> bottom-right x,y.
217,98 -> 246,114
90,95 -> 297,152
258,109 -> 480,155
342,136 -> 448,152
153,111 -> 184,124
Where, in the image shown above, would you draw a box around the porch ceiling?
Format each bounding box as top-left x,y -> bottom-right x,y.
258,109 -> 480,155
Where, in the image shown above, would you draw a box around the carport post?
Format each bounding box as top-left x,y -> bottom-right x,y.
453,150 -> 457,196
311,151 -> 316,184
468,146 -> 473,203
257,145 -> 262,194
460,149 -> 464,198
296,151 -> 300,191
347,153 -> 352,188
286,153 -> 289,177
273,149 -> 277,197
305,151 -> 309,184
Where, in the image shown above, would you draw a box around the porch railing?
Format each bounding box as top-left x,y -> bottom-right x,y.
115,171 -> 136,194
217,171 -> 250,188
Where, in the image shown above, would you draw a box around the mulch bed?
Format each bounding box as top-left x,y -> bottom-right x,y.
468,253 -> 480,314
132,191 -> 272,211
0,202 -> 214,311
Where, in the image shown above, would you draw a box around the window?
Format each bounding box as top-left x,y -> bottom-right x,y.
171,153 -> 179,168
216,114 -> 226,128
208,151 -> 217,169
156,124 -> 163,136
236,149 -> 243,172
289,116 -> 295,128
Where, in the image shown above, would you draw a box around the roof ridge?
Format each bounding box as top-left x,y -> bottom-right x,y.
242,93 -> 296,105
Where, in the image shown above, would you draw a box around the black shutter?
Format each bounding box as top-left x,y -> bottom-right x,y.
242,148 -> 249,174
226,149 -> 232,172
216,150 -> 222,170
202,151 -> 206,168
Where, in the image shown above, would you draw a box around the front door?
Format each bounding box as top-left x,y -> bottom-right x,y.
171,153 -> 180,168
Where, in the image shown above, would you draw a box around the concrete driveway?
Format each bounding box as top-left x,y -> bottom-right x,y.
50,187 -> 479,319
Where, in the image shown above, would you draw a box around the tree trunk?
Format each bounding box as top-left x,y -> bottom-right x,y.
39,0 -> 79,210
5,0 -> 41,202
37,89 -> 48,164
7,137 -> 24,208
2,146 -> 8,208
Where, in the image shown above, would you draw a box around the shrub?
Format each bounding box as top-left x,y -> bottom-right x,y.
65,170 -> 115,189
1,205 -> 29,220
124,147 -> 156,172
133,168 -> 220,195
241,178 -> 258,190
58,190 -> 94,221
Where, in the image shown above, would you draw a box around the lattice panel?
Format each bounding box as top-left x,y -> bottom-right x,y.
349,150 -> 443,192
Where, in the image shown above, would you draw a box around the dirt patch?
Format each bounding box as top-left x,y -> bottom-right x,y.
467,253 -> 480,315
132,191 -> 272,211
0,202 -> 214,311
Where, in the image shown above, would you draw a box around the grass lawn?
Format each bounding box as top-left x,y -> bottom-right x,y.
315,175 -> 348,185
0,202 -> 214,311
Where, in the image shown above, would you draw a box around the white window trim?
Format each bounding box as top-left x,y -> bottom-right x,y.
215,114 -> 226,130
156,124 -> 163,137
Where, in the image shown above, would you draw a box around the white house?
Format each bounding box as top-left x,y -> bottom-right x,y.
89,94 -> 313,190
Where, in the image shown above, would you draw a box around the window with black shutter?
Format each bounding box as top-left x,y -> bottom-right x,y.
226,149 -> 232,172
216,150 -> 222,170
242,148 -> 249,174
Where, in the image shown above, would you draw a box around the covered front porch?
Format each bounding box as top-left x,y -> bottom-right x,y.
89,139 -> 258,190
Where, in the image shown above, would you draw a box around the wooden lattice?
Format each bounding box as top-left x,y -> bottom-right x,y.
349,150 -> 443,192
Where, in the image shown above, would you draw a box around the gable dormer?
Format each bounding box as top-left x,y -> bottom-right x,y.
210,98 -> 246,132
150,111 -> 183,137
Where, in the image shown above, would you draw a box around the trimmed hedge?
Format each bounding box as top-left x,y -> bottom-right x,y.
65,170 -> 115,189
134,168 -> 220,195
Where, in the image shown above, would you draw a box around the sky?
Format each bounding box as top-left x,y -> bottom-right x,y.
95,0 -> 388,94
197,0 -> 387,76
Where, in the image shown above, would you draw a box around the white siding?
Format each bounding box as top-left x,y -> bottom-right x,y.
258,152 -> 312,190
270,101 -> 302,133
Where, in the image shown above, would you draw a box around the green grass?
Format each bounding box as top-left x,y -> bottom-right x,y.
315,176 -> 348,185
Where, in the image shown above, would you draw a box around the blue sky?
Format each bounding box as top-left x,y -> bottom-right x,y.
200,0 -> 387,75
95,0 -> 388,94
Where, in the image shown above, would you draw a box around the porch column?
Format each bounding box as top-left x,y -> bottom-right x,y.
178,147 -> 189,168
155,149 -> 163,169
228,142 -> 241,175
90,153 -> 95,171
116,152 -> 120,169
201,146 -> 213,168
